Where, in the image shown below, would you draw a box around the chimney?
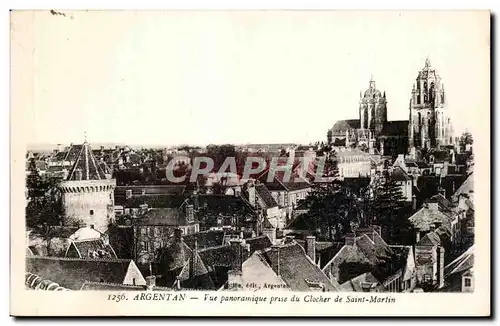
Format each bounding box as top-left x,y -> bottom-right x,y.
247,182 -> 256,207
229,239 -> 244,272
223,233 -> 232,246
438,187 -> 446,198
174,228 -> 183,242
345,233 -> 356,246
226,269 -> 244,290
305,236 -> 316,263
430,224 -> 436,232
412,195 -> 417,211
101,233 -> 109,246
372,225 -> 382,236
145,276 -> 156,291
185,204 -> 194,223
125,189 -> 132,200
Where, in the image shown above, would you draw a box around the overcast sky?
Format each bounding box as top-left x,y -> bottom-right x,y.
19,10 -> 489,146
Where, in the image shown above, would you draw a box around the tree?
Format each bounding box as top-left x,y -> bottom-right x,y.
459,132 -> 473,152
25,158 -> 63,228
300,151 -> 362,241
369,171 -> 410,242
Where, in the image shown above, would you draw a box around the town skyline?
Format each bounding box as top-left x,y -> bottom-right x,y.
24,11 -> 487,147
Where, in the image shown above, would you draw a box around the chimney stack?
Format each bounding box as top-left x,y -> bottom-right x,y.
125,189 -> 133,200
247,182 -> 256,207
174,228 -> 183,242
229,239 -> 244,272
372,225 -> 382,236
412,195 -> 417,211
145,276 -> 156,291
345,233 -> 356,246
305,236 -> 316,263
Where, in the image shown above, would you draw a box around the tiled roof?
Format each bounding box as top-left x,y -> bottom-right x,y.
115,185 -> 187,196
66,143 -> 107,181
255,184 -> 279,208
408,205 -> 453,232
114,194 -> 187,208
198,245 -> 238,269
64,145 -> 83,162
69,239 -> 117,259
26,256 -> 143,290
162,238 -> 192,271
416,232 -> 441,246
339,272 -> 381,292
391,166 -> 412,182
197,195 -> 257,216
416,161 -> 429,168
295,240 -> 344,269
133,208 -> 185,226
54,151 -> 68,161
262,217 -> 275,229
452,173 -> 474,200
380,120 -> 409,137
431,194 -> 455,211
258,242 -> 339,291
444,245 -> 474,277
182,230 -> 225,251
257,170 -> 311,192
322,233 -> 408,285
106,226 -> 134,259
330,119 -> 360,133
245,235 -> 273,254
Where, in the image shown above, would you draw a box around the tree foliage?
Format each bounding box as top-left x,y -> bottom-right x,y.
25,158 -> 63,228
300,151 -> 362,241
366,171 -> 412,243
459,132 -> 473,152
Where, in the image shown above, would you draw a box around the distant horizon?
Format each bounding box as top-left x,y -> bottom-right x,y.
26,141 -> 311,151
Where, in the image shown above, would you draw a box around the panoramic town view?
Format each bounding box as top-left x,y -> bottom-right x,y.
24,56 -> 474,293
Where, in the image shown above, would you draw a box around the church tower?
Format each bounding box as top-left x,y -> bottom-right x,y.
58,141 -> 116,232
359,77 -> 387,137
408,58 -> 453,152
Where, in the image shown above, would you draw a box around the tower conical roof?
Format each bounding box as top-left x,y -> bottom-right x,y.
66,142 -> 107,181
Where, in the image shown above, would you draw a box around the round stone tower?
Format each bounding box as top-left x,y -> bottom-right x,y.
58,141 -> 116,232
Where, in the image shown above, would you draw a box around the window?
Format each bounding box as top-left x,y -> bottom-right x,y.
89,210 -> 94,216
464,277 -> 472,287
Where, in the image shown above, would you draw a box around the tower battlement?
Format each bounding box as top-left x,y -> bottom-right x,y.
59,179 -> 116,193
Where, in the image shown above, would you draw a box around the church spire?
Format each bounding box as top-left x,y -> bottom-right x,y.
425,56 -> 431,69
369,75 -> 375,89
